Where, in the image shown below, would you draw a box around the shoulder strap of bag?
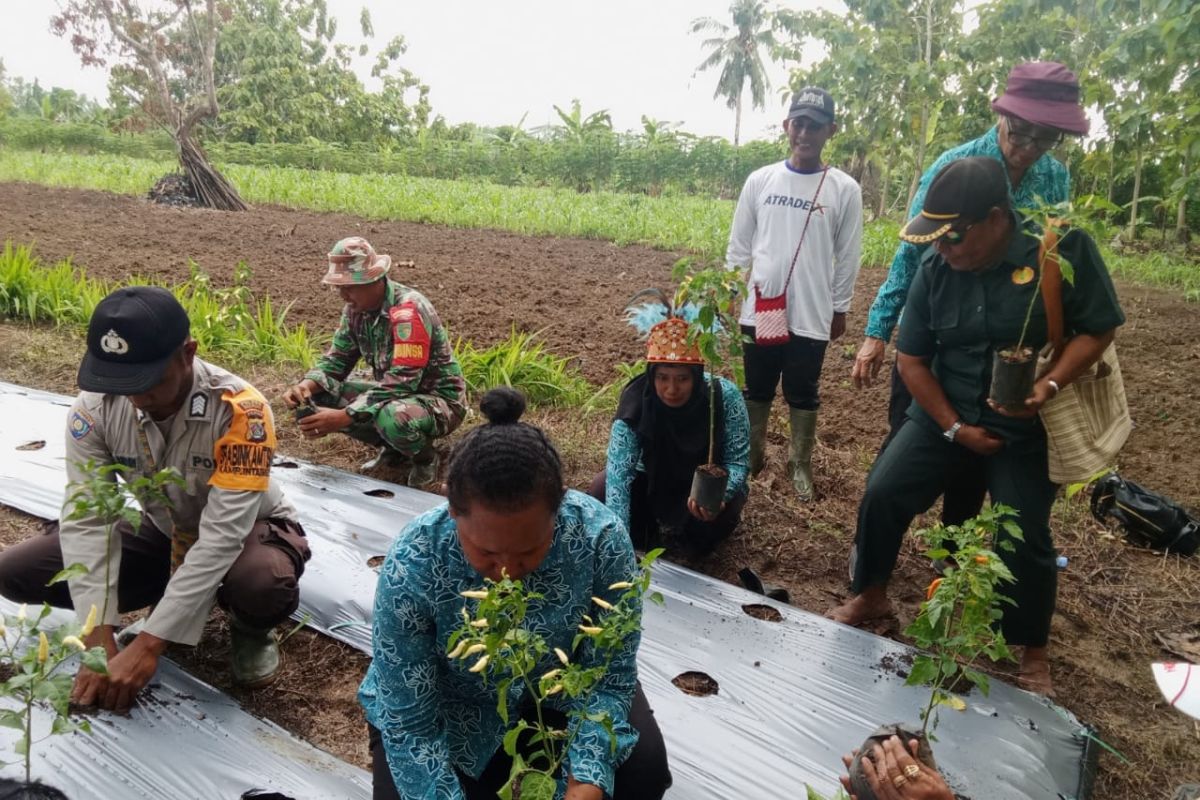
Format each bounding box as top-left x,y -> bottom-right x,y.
1038,219 -> 1065,361
779,167 -> 830,294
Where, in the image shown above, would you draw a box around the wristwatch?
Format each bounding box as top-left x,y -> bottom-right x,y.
942,421 -> 963,442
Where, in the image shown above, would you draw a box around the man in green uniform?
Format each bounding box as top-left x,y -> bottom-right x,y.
284,237 -> 467,487
828,158 -> 1124,696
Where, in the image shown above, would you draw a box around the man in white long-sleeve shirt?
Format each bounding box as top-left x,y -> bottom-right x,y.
0,287 -> 310,709
726,87 -> 864,501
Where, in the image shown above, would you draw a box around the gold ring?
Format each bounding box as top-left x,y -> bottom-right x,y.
904,764 -> 920,779
892,774 -> 908,788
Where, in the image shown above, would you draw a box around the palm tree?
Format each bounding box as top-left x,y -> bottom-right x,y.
691,0 -> 778,147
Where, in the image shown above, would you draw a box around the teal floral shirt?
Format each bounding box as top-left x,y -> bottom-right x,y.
604,375 -> 749,530
865,126 -> 1071,342
358,491 -> 641,799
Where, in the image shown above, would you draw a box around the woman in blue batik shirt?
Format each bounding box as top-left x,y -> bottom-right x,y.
360,388 -> 672,800
589,309 -> 750,557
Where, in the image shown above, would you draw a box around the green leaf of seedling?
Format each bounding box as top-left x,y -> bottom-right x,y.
50,716 -> 80,736
14,735 -> 27,757
0,709 -> 25,731
81,647 -> 109,675
47,563 -> 89,586
648,591 -> 664,606
905,656 -> 939,687
1058,255 -> 1075,285
502,719 -> 529,757
518,771 -> 557,800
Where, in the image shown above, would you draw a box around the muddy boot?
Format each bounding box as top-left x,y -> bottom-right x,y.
745,399 -> 772,477
407,444 -> 439,489
787,408 -> 818,502
229,616 -> 280,689
361,446 -> 409,474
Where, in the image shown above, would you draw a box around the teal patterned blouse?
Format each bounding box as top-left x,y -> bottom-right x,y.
864,126 -> 1071,342
604,375 -> 749,530
358,491 -> 641,799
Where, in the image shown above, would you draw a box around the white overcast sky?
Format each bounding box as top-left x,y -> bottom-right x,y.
0,0 -> 842,141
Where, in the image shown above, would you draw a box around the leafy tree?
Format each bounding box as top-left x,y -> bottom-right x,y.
209,0 -> 428,146
691,0 -> 779,147
51,0 -> 247,210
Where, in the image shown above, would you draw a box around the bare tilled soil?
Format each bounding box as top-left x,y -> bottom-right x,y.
2,183 -> 1199,798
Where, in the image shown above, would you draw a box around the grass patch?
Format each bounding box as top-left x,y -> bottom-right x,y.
1,240 -> 626,407
0,241 -> 318,372
1104,247 -> 1200,301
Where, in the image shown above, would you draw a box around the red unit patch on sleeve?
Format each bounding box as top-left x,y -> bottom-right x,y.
390,301 -> 431,367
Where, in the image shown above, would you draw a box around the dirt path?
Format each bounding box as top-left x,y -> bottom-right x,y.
2,183 -> 1199,798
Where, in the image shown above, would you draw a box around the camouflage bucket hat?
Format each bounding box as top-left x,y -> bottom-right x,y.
322,237 -> 393,286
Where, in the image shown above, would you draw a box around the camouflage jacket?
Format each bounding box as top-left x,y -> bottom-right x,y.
305,280 -> 466,420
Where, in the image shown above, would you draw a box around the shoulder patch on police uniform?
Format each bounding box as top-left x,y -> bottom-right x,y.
189,392 -> 208,418
209,388 -> 276,492
389,301 -> 431,368
69,410 -> 95,440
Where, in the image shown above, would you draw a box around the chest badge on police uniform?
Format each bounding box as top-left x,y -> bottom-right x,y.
1011,266 -> 1035,285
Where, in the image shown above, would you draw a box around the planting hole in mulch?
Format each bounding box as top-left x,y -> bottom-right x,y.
272,460 -> 300,469
363,489 -> 394,498
878,652 -> 914,680
15,441 -> 45,451
741,603 -> 783,622
671,671 -> 719,697
367,556 -> 385,569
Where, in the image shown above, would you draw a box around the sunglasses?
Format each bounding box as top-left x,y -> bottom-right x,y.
1004,117 -> 1065,150
937,222 -> 976,246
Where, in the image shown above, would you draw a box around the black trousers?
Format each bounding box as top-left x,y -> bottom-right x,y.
741,325 -> 828,410
0,516 -> 310,630
588,472 -> 747,556
851,418 -> 1059,647
881,362 -> 987,527
368,683 -> 671,800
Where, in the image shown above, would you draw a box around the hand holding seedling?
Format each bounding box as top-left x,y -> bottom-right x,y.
687,497 -> 723,522
72,628 -> 167,711
839,737 -> 953,800
564,776 -> 604,800
987,378 -> 1056,418
282,379 -> 320,408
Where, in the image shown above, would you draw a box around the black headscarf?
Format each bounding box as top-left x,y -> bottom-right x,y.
615,363 -> 725,528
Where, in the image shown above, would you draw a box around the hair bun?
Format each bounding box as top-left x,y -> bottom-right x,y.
479,387 -> 527,425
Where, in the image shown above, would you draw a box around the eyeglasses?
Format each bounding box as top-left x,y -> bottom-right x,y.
937,222 -> 976,246
789,118 -> 828,133
1004,117 -> 1064,150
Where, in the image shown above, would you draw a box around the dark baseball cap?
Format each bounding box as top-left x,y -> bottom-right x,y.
78,286 -> 191,395
786,87 -> 835,125
900,157 -> 1008,244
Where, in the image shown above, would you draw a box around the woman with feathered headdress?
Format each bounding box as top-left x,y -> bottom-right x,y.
587,292 -> 750,555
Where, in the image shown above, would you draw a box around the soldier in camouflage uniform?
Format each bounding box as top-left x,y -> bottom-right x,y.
284,237 -> 467,487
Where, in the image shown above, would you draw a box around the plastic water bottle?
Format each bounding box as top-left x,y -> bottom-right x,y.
1055,555 -> 1069,570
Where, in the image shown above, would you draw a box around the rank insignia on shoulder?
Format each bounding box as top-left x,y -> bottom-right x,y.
189,392 -> 208,417
69,410 -> 95,440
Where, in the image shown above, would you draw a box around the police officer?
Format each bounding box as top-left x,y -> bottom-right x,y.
828,158 -> 1124,696
284,237 -> 467,488
0,287 -> 310,709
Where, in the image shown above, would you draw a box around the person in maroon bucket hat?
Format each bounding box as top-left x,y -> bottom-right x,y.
845,60 -> 1089,627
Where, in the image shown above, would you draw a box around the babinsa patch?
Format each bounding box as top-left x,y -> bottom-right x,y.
389,301 -> 430,368
69,410 -> 95,440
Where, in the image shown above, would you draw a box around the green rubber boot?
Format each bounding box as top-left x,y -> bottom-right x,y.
229,616 -> 280,689
745,399 -> 772,477
407,444 -> 440,489
787,408 -> 818,502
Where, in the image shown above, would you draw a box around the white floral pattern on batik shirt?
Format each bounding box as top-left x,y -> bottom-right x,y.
358,490 -> 641,799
